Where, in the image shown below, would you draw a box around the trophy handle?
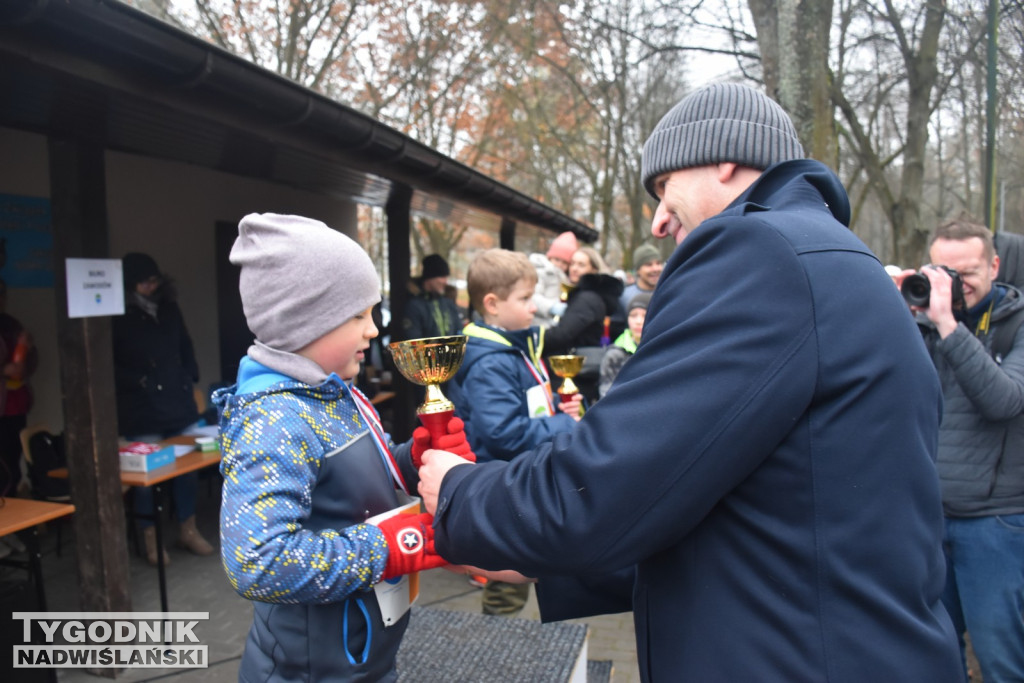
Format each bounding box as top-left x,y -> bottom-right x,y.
419,409 -> 454,448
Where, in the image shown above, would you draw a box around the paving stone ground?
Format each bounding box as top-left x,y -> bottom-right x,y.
1,484 -> 641,682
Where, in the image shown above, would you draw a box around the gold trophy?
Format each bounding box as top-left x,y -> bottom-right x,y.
389,335 -> 468,445
548,354 -> 584,403
559,282 -> 576,302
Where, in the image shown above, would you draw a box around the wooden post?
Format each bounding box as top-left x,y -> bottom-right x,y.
386,183 -> 416,442
499,217 -> 516,251
48,136 -> 131,658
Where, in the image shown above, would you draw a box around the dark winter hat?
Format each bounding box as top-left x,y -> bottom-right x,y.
641,83 -> 804,199
122,252 -> 161,289
633,244 -> 661,269
231,213 -> 381,352
421,254 -> 450,280
628,291 -> 652,313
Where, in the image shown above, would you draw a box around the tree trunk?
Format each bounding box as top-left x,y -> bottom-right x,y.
749,0 -> 839,167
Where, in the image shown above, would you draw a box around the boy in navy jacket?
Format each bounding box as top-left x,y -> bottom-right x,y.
447,248 -> 580,615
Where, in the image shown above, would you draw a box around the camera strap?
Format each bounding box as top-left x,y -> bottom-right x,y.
974,299 -> 995,337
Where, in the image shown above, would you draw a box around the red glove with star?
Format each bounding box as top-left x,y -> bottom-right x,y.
410,416 -> 476,468
376,512 -> 448,580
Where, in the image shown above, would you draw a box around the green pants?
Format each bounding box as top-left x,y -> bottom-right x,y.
482,580 -> 530,617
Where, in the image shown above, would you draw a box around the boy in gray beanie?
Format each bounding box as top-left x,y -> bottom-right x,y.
213,213 -> 474,681
416,82 -> 963,681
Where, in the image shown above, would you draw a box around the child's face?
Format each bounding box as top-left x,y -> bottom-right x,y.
628,307 -> 646,342
298,306 -> 378,380
488,278 -> 537,331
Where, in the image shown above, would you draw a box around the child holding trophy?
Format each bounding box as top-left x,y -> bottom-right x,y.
213,213 -> 473,681
447,248 -> 582,616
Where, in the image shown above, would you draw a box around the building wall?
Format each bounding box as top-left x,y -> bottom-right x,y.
1,125 -> 359,434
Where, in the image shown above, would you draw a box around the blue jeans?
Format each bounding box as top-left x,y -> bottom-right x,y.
942,514 -> 1024,682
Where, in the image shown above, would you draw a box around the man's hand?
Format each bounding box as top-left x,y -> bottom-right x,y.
418,449 -> 473,515
410,417 -> 476,468
920,266 -> 959,339
445,565 -> 537,584
893,268 -> 917,291
375,512 -> 448,580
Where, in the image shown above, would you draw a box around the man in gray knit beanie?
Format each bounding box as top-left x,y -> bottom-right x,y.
640,82 -> 805,245
417,79 -> 963,680
641,82 -> 804,199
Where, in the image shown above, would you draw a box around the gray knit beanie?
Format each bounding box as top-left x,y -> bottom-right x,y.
632,244 -> 662,269
231,213 -> 381,352
641,83 -> 804,198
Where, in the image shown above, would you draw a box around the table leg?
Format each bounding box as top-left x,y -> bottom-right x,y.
152,482 -> 170,615
21,527 -> 57,683
24,526 -> 47,611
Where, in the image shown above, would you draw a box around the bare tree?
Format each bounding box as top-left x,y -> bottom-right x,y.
748,0 -> 839,166
169,0 -> 376,92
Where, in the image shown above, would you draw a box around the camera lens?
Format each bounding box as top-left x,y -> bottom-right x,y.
901,273 -> 931,307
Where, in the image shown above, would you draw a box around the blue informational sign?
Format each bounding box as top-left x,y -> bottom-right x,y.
0,193 -> 53,288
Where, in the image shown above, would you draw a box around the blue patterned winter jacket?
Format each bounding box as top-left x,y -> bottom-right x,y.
214,356 -> 418,682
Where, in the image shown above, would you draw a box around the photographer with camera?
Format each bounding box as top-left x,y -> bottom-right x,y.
897,217 -> 1024,682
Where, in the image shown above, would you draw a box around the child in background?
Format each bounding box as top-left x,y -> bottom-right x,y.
213,213 -> 473,681
530,231 -> 577,328
598,291 -> 651,399
447,248 -> 582,617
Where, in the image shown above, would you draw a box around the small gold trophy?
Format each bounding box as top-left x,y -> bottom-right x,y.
389,335 -> 468,445
559,282 -> 576,302
548,354 -> 585,403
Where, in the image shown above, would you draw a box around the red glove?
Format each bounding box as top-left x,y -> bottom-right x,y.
410,416 -> 476,468
376,512 -> 448,580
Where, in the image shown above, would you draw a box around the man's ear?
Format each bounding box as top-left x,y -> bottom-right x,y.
717,162 -> 739,183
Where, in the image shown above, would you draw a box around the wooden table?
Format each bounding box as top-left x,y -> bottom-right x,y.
370,390 -> 396,406
49,435 -> 221,614
0,497 -> 76,611
0,498 -> 73,683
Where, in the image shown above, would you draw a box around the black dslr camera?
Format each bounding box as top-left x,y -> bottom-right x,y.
900,265 -> 966,312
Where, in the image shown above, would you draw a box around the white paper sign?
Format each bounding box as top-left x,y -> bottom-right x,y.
65,258 -> 124,318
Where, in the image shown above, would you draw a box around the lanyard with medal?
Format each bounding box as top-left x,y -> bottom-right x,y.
348,383 -> 421,627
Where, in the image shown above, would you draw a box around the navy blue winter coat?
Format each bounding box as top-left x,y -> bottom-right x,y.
432,160 -> 964,681
447,323 -> 576,463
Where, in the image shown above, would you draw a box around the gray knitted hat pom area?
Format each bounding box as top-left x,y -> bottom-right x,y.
641,83 -> 804,199
231,213 -> 381,353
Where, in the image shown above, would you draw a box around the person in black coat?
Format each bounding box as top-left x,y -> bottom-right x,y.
544,246 -> 623,353
543,246 -> 623,402
112,252 -> 213,566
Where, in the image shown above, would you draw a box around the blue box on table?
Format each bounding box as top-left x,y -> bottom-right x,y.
118,442 -> 175,472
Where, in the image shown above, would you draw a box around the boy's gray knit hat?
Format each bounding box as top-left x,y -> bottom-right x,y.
641,83 -> 804,199
231,213 -> 381,352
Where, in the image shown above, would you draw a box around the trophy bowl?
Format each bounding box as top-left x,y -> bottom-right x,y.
389,335 -> 468,443
547,354 -> 585,401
